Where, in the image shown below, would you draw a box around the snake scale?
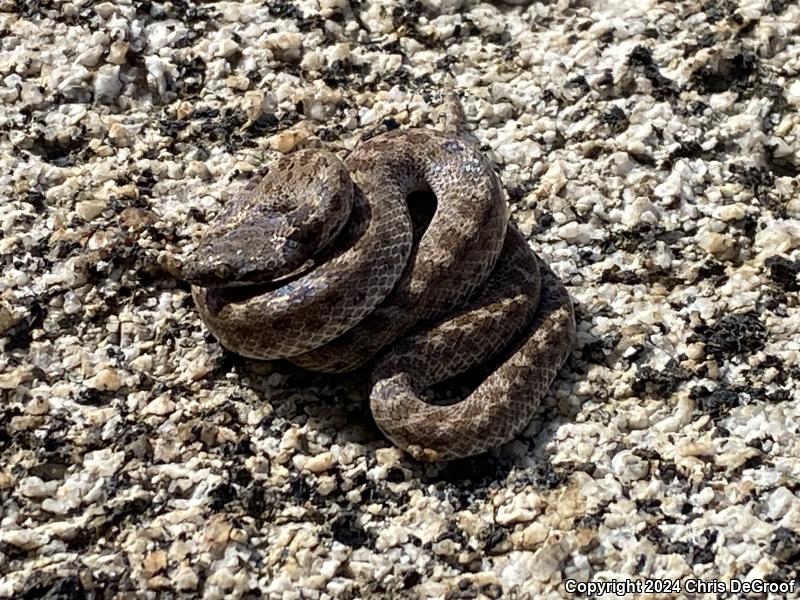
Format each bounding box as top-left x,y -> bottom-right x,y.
184,92 -> 576,461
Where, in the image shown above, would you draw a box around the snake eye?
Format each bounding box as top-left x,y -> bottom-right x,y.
214,263 -> 233,280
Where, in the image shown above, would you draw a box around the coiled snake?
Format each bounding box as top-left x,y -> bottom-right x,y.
184,93 -> 576,461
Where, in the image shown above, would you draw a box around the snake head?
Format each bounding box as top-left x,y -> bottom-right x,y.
185,150 -> 354,288
183,222 -> 311,288
182,249 -> 239,287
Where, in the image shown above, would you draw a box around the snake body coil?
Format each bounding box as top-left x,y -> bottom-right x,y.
185,95 -> 576,461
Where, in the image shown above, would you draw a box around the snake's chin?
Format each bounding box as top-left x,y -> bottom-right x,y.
184,257 -> 317,290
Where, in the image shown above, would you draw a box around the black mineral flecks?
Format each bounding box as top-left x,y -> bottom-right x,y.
330,511 -> 376,549
730,163 -> 775,201
765,256 -> 800,292
691,51 -> 757,95
690,311 -> 767,360
770,527 -> 800,565
632,361 -> 691,399
691,383 -> 790,420
627,45 -> 677,99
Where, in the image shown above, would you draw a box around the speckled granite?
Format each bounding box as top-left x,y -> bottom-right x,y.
1,1 -> 799,598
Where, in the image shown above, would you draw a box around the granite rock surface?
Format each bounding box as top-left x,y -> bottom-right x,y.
1,0 -> 799,598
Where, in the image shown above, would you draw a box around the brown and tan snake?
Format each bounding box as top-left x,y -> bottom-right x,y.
184,92 -> 576,461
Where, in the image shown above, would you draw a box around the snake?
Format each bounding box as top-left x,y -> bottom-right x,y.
184,92 -> 576,461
